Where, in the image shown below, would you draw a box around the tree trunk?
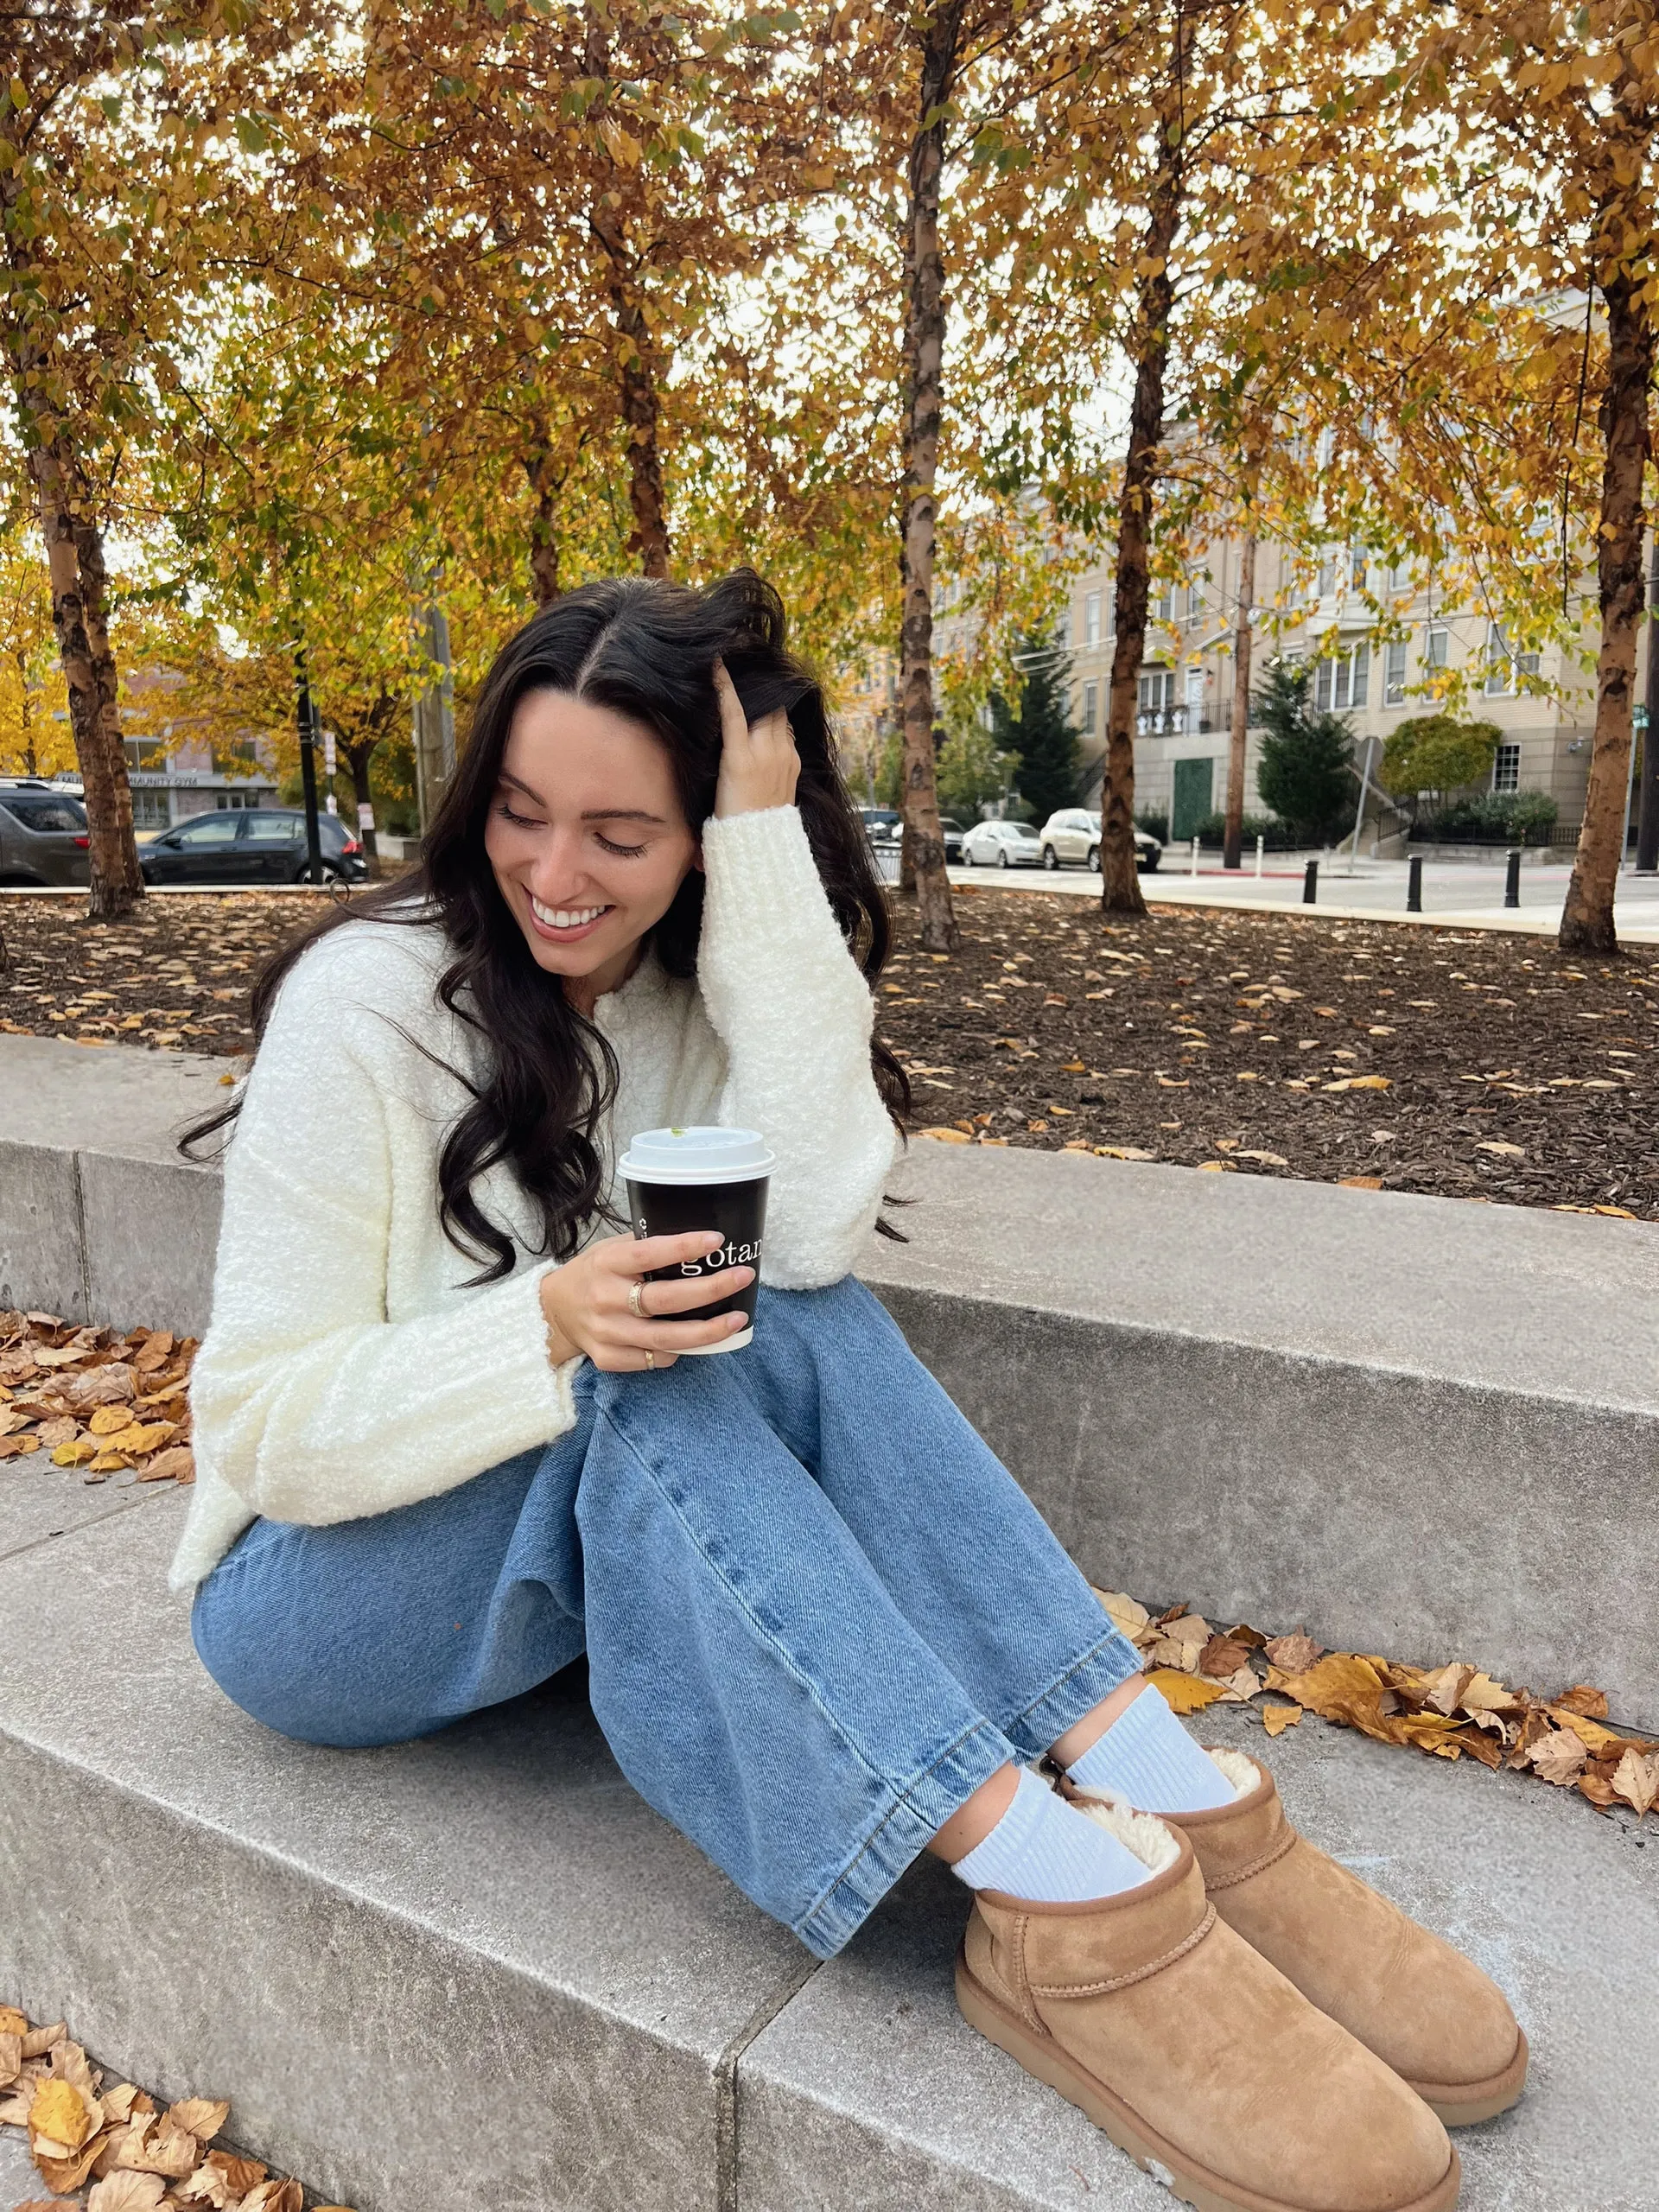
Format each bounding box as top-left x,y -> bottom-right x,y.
1223,531 -> 1256,869
1562,268 -> 1654,953
29,436 -> 143,919
343,741 -> 382,877
1101,151 -> 1181,917
523,433 -> 563,606
895,0 -> 963,956
589,206 -> 671,580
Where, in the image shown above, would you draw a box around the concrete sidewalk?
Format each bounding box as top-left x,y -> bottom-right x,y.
948,855 -> 1659,943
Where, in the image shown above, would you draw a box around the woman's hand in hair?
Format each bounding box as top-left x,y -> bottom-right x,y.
712,657 -> 799,817
537,1230 -> 755,1370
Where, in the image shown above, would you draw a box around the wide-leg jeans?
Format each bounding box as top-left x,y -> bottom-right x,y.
192,1277 -> 1140,1956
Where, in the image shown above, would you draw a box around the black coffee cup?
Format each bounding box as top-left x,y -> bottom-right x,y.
619,1125 -> 774,1351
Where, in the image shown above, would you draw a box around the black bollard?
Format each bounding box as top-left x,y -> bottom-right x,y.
1504,849 -> 1521,909
1303,859 -> 1318,905
1407,855 -> 1423,912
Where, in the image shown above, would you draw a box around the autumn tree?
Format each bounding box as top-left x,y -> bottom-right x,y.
0,497 -> 70,774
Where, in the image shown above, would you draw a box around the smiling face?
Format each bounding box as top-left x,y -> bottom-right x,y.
483,689 -> 700,1002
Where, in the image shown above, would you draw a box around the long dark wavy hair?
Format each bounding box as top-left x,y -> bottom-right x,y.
184,569 -> 911,1280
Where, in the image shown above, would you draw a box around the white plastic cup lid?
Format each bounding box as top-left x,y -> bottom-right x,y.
619,1125 -> 775,1185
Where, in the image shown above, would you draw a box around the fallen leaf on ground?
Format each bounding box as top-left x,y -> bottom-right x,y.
29,2075 -> 94,2152
1091,1588 -> 1151,1643
88,2175 -> 168,2211
1553,1684 -> 1610,1719
1147,1669 -> 1229,1715
1262,1701 -> 1303,1735
164,2098 -> 229,2142
51,1438 -> 99,1465
1199,1634 -> 1253,1678
1263,1631 -> 1324,1675
138,1445 -> 194,1484
1611,1748 -> 1659,1815
1529,1730 -> 1589,1785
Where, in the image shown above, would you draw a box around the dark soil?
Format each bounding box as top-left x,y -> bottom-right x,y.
881,887 -> 1659,1218
3,884 -> 1656,1217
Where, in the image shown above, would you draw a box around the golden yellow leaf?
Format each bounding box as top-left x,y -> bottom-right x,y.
1147,1668 -> 1229,1715
30,2075 -> 93,2152
88,1404 -> 132,1435
88,1450 -> 130,1472
914,1126 -> 971,1142
102,1422 -> 174,1456
51,1438 -> 98,1465
0,2005 -> 26,2035
1262,1701 -> 1302,1736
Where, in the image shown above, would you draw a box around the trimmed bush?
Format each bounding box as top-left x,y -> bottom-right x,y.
1409,791 -> 1560,845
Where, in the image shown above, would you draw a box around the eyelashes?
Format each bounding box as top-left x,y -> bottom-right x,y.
494,802 -> 646,859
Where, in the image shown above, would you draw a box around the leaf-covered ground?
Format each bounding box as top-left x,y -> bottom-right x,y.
0,1313 -> 195,1488
0,2007 -> 349,2209
1096,1592 -> 1658,1820
883,887 -> 1659,1217
3,886 -> 1658,1214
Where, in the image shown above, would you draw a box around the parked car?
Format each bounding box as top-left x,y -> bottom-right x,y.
959,818 -> 1043,868
861,809 -> 963,861
1036,808 -> 1162,873
140,808 -> 369,887
0,784 -> 91,887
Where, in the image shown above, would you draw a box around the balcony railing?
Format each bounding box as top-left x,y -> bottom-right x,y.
1135,707 -> 1215,736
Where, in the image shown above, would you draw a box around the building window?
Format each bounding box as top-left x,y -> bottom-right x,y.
124,738 -> 164,771
1483,621 -> 1512,696
1383,639 -> 1408,706
1151,587 -> 1173,624
1081,679 -> 1098,734
1315,645 -> 1370,712
130,788 -> 170,829
1137,668 -> 1176,728
1492,743 -> 1521,794
1424,624 -> 1448,671
1083,590 -> 1101,646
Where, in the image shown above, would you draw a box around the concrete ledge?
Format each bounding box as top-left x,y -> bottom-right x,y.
0,1495 -> 810,2212
3,1039 -> 1656,1720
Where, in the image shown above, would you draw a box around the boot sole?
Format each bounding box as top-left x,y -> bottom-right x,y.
1407,2031 -> 1529,2127
956,1948 -> 1461,2212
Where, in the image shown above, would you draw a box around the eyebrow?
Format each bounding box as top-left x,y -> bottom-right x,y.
497,772 -> 668,827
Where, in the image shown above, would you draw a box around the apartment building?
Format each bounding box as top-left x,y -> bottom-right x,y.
1065,537 -> 1605,844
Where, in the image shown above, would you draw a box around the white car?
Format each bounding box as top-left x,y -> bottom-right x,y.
960,818 -> 1043,868
1036,809 -> 1163,873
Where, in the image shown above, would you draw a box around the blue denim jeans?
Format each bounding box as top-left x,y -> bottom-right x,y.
192,1278 -> 1139,1956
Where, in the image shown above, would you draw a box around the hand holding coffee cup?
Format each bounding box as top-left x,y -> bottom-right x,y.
537,1224 -> 757,1372
619,1125 -> 773,1353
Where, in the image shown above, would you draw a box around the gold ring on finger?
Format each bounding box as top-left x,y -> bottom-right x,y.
628,1281 -> 649,1319
644,1348 -> 656,1370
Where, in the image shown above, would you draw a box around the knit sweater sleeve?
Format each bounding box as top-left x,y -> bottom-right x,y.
696,805 -> 897,1287
188,933 -> 582,1528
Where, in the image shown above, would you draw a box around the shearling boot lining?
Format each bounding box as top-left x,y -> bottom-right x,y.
1206,1746 -> 1259,1796
1068,1793 -> 1182,1876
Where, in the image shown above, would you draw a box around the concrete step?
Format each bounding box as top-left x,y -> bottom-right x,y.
2,1480 -> 1653,2211
3,1034 -> 1656,1722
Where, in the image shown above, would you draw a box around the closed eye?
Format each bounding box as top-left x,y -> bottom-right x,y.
596,833 -> 648,856
497,800 -> 543,830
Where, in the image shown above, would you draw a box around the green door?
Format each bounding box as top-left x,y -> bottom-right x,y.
1171,756 -> 1214,842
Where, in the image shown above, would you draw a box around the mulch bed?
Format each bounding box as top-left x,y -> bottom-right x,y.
2,885 -> 1656,1216
881,886 -> 1659,1218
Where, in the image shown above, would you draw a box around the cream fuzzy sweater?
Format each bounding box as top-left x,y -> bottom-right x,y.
170,805 -> 897,1592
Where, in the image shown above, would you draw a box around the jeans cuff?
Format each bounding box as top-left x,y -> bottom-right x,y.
1000,1626 -> 1145,1758
795,1716 -> 1017,1959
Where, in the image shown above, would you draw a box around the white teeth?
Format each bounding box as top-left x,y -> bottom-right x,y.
531,898 -> 606,930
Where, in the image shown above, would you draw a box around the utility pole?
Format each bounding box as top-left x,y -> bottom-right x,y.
295,654 -> 324,886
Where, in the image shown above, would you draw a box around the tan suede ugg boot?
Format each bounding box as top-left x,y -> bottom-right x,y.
957,1804 -> 1459,2212
1144,1751 -> 1527,2127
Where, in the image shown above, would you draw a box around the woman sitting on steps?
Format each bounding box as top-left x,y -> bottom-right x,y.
177,569 -> 1524,2212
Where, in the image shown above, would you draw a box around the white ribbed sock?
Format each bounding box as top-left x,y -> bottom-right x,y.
950,1768 -> 1153,1902
1065,1684 -> 1239,1813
